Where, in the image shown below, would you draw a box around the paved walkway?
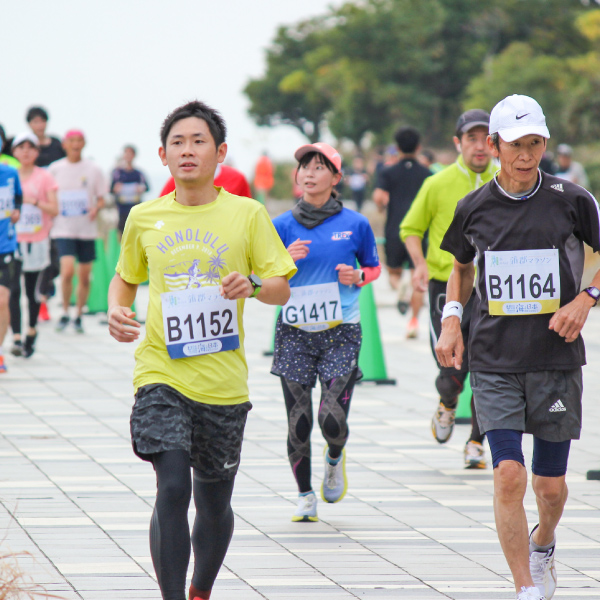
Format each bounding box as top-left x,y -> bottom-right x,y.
1,278 -> 600,600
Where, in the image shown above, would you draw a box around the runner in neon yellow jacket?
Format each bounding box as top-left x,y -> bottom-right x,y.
400,109 -> 497,469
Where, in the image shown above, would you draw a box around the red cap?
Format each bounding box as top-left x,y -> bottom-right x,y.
294,142 -> 342,173
63,129 -> 85,141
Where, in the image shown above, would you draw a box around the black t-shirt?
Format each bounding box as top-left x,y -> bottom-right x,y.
441,173 -> 600,373
377,159 -> 431,236
36,137 -> 66,167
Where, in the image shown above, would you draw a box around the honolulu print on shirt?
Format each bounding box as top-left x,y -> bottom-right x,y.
153,226 -> 230,291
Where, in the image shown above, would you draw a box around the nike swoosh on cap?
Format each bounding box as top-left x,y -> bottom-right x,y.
516,113 -> 530,120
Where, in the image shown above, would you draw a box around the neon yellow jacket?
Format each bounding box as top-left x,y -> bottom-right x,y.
400,155 -> 497,282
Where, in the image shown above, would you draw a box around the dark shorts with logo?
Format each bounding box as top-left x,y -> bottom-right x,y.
0,253 -> 15,289
271,317 -> 362,387
130,383 -> 252,482
471,369 -> 583,442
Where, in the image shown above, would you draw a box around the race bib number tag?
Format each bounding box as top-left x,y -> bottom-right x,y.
16,203 -> 43,234
59,189 -> 89,217
161,286 -> 239,359
485,249 -> 560,316
119,182 -> 140,204
282,282 -> 343,331
0,185 -> 14,218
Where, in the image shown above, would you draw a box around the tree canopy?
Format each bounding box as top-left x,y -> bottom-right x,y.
245,0 -> 600,148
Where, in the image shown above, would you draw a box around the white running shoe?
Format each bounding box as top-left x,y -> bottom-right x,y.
517,586 -> 545,600
464,440 -> 487,469
292,491 -> 318,522
431,402 -> 456,443
321,447 -> 348,503
530,525 -> 557,599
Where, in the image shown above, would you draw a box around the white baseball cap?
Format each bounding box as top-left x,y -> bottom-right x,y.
489,94 -> 550,142
11,131 -> 39,150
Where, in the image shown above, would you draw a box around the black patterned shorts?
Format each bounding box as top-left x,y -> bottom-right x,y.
130,384 -> 252,481
271,318 -> 362,387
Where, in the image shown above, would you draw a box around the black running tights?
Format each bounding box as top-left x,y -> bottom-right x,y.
150,450 -> 235,600
282,369 -> 357,493
9,263 -> 42,335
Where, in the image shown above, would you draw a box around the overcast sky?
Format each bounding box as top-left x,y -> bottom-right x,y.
2,0 -> 339,195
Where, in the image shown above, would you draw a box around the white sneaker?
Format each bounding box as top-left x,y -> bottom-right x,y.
292,491 -> 318,522
321,447 -> 348,503
431,402 -> 456,443
530,525 -> 557,599
517,586 -> 545,600
464,440 -> 487,469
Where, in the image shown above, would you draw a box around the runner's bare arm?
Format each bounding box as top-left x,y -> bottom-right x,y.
549,268 -> 600,343
287,238 -> 311,262
220,272 -> 290,305
41,189 -> 59,217
373,188 -> 389,212
108,274 -> 141,343
435,260 -> 474,370
89,196 -> 106,221
335,264 -> 362,286
405,235 -> 428,292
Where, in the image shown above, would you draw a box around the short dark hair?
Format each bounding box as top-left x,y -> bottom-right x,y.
124,144 -> 137,155
297,150 -> 339,174
26,106 -> 49,123
394,127 -> 420,154
160,100 -> 227,148
490,132 -> 500,150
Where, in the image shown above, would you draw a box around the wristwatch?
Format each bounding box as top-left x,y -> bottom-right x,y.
583,286 -> 600,305
358,269 -> 365,283
248,274 -> 262,298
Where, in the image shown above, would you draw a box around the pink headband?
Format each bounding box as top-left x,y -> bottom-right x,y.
63,129 -> 85,141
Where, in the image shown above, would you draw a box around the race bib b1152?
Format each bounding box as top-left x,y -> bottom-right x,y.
485,249 -> 560,316
161,286 -> 239,358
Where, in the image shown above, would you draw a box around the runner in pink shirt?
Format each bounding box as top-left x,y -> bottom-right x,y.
9,132 -> 58,357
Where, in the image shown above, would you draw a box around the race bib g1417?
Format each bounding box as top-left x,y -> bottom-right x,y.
161,286 -> 239,359
485,249 -> 560,316
282,282 -> 343,332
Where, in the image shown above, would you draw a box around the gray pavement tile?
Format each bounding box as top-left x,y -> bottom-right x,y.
1,284 -> 600,599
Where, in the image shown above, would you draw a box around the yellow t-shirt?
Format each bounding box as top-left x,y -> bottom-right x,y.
117,188 -> 297,405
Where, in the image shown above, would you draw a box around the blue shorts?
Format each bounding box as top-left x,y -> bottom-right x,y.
54,238 -> 96,264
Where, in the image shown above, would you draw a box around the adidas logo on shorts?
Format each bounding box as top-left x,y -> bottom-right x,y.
550,183 -> 564,192
549,399 -> 567,412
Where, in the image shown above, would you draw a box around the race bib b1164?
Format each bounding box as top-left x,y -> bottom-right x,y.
485,249 -> 560,316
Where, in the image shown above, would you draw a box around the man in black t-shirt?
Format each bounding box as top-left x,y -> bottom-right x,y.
437,94 -> 600,600
373,127 -> 431,338
26,106 -> 66,168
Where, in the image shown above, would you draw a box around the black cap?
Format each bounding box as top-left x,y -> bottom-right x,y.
455,109 -> 490,137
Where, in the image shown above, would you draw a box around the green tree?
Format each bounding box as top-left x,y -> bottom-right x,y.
463,43 -> 569,140
245,0 -> 596,148
562,10 -> 600,140
244,20 -> 332,142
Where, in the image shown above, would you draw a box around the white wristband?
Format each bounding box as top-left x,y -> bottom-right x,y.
441,301 -> 463,323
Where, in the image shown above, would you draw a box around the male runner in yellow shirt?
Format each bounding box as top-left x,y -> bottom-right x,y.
108,100 -> 296,600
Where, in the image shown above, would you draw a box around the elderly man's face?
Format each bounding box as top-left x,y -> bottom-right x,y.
490,134 -> 546,190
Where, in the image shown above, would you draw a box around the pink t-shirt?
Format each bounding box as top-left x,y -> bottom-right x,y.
49,158 -> 108,240
16,167 -> 58,243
